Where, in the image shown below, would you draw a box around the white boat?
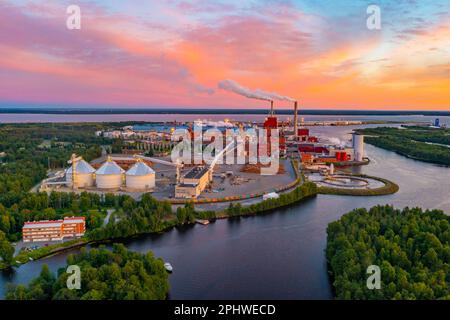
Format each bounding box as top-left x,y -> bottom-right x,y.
164,262 -> 173,273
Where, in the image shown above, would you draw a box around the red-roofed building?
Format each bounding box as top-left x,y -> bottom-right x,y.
297,128 -> 309,136
264,117 -> 278,129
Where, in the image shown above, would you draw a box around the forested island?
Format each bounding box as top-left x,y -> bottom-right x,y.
6,244 -> 169,300
355,126 -> 450,165
326,205 -> 449,299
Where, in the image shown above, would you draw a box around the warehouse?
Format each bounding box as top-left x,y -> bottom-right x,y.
175,166 -> 211,198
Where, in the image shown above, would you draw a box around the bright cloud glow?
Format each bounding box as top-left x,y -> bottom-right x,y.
0,0 -> 449,110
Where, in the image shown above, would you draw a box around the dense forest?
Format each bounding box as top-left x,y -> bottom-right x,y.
326,205 -> 450,299
0,123 -> 117,207
356,126 -> 450,165
6,244 -> 169,300
0,123 -> 142,266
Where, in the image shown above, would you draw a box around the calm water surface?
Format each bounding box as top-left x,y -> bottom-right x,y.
0,113 -> 449,126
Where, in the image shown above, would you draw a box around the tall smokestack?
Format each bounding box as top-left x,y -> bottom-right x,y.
294,101 -> 298,138
270,100 -> 274,116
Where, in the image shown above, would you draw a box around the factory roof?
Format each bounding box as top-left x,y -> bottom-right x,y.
184,166 -> 209,180
126,161 -> 155,176
66,160 -> 96,174
96,159 -> 125,175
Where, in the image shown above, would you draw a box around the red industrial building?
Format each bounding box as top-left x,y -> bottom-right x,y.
298,144 -> 329,154
22,217 -> 86,242
262,116 -> 286,157
297,128 -> 309,136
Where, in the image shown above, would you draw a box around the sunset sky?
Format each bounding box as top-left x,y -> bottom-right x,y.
0,0 -> 449,110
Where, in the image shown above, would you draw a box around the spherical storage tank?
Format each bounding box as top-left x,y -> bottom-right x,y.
95,157 -> 125,189
126,160 -> 155,190
66,159 -> 96,188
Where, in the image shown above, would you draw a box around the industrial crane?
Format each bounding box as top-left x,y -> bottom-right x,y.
68,153 -> 83,189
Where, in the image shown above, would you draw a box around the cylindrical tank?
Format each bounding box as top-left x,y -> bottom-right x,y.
125,160 -> 155,190
353,134 -> 364,162
95,158 -> 124,189
66,159 -> 95,188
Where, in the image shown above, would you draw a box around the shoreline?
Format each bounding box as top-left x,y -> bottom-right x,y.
2,182 -> 318,271
1,108 -> 449,116
2,165 -> 399,270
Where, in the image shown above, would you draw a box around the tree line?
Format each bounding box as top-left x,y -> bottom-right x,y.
356,126 -> 450,165
226,182 -> 318,217
0,123 -> 109,207
6,244 -> 169,300
326,205 -> 449,299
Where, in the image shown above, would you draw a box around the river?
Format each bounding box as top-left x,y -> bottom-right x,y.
0,117 -> 449,299
0,113 -> 449,126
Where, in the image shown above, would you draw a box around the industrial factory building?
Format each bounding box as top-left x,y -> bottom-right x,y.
297,133 -> 364,165
22,217 -> 86,242
175,166 -> 211,198
61,155 -> 156,192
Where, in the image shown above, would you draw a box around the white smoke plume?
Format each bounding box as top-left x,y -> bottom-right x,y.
218,79 -> 295,103
326,137 -> 351,148
254,89 -> 296,102
218,79 -> 272,102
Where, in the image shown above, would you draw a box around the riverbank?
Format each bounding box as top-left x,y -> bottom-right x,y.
1,179 -> 317,270
355,126 -> 450,166
1,160 -> 394,271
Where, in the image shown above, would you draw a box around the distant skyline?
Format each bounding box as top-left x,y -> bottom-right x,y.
0,0 -> 449,110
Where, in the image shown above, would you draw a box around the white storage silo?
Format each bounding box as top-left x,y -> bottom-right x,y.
353,134 -> 364,162
65,159 -> 95,188
125,160 -> 155,190
95,157 -> 125,189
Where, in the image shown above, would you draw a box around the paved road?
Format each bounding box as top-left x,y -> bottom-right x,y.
103,209 -> 115,226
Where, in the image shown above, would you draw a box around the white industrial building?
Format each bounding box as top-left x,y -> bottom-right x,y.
60,154 -> 159,192
353,134 -> 365,162
125,159 -> 156,190
65,159 -> 96,188
95,157 -> 125,189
